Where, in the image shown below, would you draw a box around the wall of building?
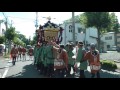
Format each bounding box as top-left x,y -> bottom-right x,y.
101,32 -> 115,50
116,33 -> 120,47
61,22 -> 98,46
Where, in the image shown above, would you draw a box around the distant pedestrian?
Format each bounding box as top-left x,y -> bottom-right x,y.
28,47 -> 34,60
22,47 -> 27,61
10,45 -> 18,65
18,46 -> 22,61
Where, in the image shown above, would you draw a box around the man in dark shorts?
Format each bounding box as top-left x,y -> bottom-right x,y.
28,47 -> 34,60
10,45 -> 18,65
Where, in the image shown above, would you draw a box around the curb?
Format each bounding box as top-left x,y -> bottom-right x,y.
114,60 -> 120,63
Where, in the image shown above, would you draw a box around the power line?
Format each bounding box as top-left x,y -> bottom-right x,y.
7,16 -> 35,20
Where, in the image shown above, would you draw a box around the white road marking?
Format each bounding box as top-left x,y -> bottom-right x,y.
2,60 -> 11,78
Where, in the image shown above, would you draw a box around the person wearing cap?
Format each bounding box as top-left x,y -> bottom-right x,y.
83,43 -> 101,78
45,41 -> 55,78
76,42 -> 88,78
65,43 -> 75,77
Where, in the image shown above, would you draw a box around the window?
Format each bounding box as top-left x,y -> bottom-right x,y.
105,36 -> 112,40
117,36 -> 120,38
117,42 -> 120,44
69,25 -> 72,32
107,45 -> 110,48
109,36 -> 112,40
105,37 -> 108,40
78,28 -> 82,33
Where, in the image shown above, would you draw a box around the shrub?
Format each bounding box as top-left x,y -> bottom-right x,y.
100,60 -> 117,71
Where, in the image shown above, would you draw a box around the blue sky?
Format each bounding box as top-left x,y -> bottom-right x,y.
0,12 -> 120,39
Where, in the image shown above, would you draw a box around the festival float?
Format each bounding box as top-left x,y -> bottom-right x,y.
36,17 -> 63,45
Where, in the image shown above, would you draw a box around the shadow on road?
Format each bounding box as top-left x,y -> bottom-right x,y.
6,64 -> 44,78
6,64 -> 120,78
84,70 -> 120,78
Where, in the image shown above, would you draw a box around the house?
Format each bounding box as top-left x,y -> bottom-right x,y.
101,32 -> 115,51
60,22 -> 98,47
117,33 -> 120,48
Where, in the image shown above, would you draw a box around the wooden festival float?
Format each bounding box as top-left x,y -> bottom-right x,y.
36,17 -> 63,45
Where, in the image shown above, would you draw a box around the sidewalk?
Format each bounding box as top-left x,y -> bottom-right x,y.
0,56 -> 9,61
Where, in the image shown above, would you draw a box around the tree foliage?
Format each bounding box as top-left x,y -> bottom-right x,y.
80,12 -> 111,51
5,27 -> 17,41
31,35 -> 37,45
0,36 -> 5,44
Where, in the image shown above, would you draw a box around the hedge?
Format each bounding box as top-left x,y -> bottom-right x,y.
100,60 -> 117,71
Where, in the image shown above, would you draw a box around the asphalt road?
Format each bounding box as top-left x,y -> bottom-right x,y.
0,57 -> 9,78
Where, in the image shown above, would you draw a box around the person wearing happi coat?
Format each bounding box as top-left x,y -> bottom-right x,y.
33,45 -> 37,65
39,44 -> 44,74
46,42 -> 55,78
22,47 -> 27,61
83,43 -> 101,78
18,46 -> 22,61
36,45 -> 42,71
10,45 -> 18,65
35,45 -> 40,70
28,47 -> 34,60
41,43 -> 48,77
76,42 -> 88,78
66,44 -> 75,77
52,42 -> 68,78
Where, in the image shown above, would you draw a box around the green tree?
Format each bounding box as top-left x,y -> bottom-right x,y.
0,36 -> 5,44
5,27 -> 17,53
31,35 -> 37,45
81,12 -> 111,51
16,33 -> 29,46
108,13 -> 120,46
64,15 -> 81,24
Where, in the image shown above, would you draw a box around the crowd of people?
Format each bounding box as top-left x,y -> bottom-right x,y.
10,45 -> 34,65
33,41 -> 101,78
10,41 -> 101,78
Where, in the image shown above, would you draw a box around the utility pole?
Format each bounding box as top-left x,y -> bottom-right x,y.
64,23 -> 67,45
35,12 -> 38,30
72,12 -> 76,45
2,12 -> 8,55
11,20 -> 13,27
